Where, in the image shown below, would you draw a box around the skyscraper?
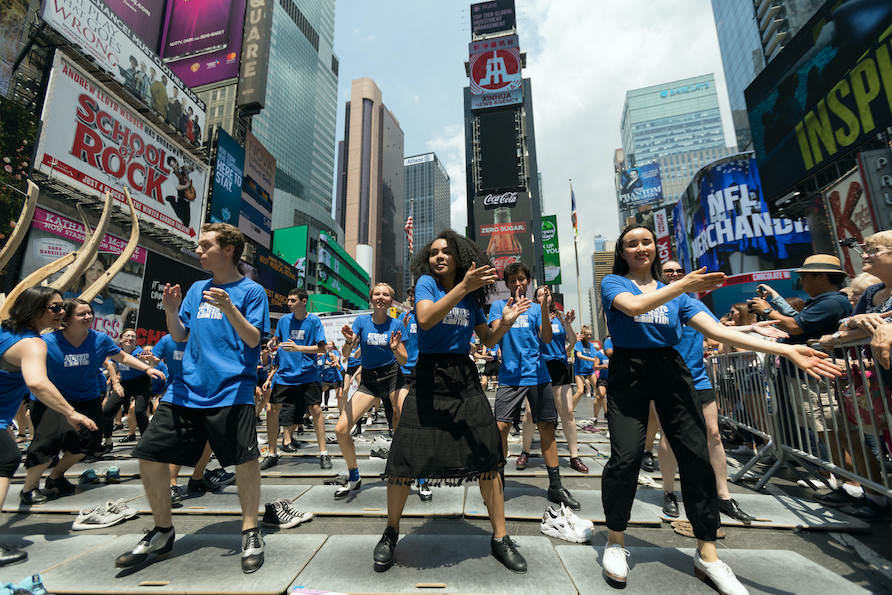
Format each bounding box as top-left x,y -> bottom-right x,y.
403,153 -> 451,291
336,78 -> 406,295
711,0 -> 822,151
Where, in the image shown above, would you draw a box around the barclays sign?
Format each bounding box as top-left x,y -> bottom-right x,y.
660,82 -> 710,98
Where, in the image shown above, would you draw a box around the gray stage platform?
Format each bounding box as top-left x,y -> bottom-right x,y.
503,455 -> 603,477
13,458 -> 143,479
37,533 -> 327,595
128,485 -> 312,515
292,485 -> 465,517
285,439 -> 391,457
506,441 -> 598,457
290,535 -> 579,595
555,545 -> 872,594
464,487 -> 663,525
2,484 -> 145,514
261,457 -> 345,477
0,534 -> 118,577
634,490 -> 871,531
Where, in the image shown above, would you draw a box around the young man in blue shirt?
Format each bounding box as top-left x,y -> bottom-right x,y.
488,262 -> 579,510
259,288 -> 328,469
116,223 -> 270,574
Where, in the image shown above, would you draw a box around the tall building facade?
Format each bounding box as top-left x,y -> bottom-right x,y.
336,78 -> 406,295
712,0 -> 822,151
403,153 -> 451,291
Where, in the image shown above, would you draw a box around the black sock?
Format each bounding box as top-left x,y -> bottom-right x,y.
156,526 -> 173,533
547,465 -> 562,490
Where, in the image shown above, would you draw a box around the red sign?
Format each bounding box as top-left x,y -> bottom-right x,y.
470,47 -> 521,95
695,270 -> 792,298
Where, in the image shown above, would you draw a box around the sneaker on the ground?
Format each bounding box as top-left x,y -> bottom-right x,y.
106,498 -> 138,519
105,466 -> 122,484
373,434 -> 391,443
0,543 -> 27,567
365,416 -> 373,426
335,478 -> 361,499
663,492 -> 680,517
259,454 -> 279,470
516,452 -> 529,470
797,475 -> 838,490
19,487 -> 47,505
602,543 -> 630,584
718,498 -> 754,524
841,497 -> 892,521
115,527 -> 175,568
373,526 -> 398,571
547,486 -> 581,510
170,485 -> 186,503
73,502 -> 128,530
320,454 -> 332,469
814,487 -> 863,508
637,474 -> 661,488
491,535 -> 527,573
569,457 -> 589,473
540,505 -> 592,543
557,502 -> 594,529
188,476 -> 221,493
261,500 -> 302,529
325,436 -> 338,445
112,423 -> 124,432
694,550 -> 749,595
370,448 -> 389,459
641,451 -> 656,472
418,483 -> 432,503
79,469 -> 100,485
12,573 -> 46,595
100,443 -> 114,455
205,468 -> 236,489
45,475 -> 76,495
278,498 -> 313,523
581,424 -> 598,433
280,442 -> 299,453
256,436 -> 268,445
241,528 -> 264,573
506,434 -> 521,444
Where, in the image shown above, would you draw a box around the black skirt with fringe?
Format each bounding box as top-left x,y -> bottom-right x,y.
385,353 -> 503,486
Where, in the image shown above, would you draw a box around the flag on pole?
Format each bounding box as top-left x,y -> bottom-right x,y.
570,184 -> 579,241
405,207 -> 414,254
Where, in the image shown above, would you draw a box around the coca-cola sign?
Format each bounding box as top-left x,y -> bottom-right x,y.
481,191 -> 520,207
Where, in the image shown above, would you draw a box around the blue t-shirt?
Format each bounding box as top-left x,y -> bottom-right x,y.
153,333 -> 187,402
347,345 -> 361,368
0,328 -> 38,428
352,315 -> 406,370
319,351 -> 343,383
574,341 -> 596,376
674,325 -> 712,390
600,274 -> 705,349
540,314 -> 568,363
150,361 -> 169,394
785,290 -> 852,345
172,276 -> 270,408
116,346 -> 145,381
43,330 -> 121,402
398,312 -> 419,373
414,275 -> 486,354
273,312 -> 325,385
488,300 -> 550,386
594,350 -> 609,380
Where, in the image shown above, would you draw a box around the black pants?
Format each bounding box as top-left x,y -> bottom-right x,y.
103,376 -> 152,438
602,347 -> 719,541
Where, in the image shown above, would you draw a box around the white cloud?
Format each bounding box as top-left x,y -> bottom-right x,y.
426,124 -> 467,232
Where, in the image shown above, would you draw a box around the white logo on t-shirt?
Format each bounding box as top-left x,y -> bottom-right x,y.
119,364 -> 131,372
292,329 -> 305,341
443,307 -> 470,327
64,353 -> 90,367
551,321 -> 560,333
409,323 -> 417,334
367,332 -> 389,346
197,302 -> 224,320
513,315 -> 530,329
173,351 -> 183,361
634,305 -> 670,325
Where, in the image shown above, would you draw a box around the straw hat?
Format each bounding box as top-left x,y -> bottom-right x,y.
794,254 -> 846,274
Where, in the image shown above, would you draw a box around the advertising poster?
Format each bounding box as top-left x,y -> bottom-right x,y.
36,58 -> 209,241
21,207 -> 147,341
101,0 -> 166,51
470,0 -> 516,37
474,190 -> 534,303
653,208 -> 671,264
136,250 -> 208,345
210,128 -> 245,227
671,200 -> 690,274
618,162 -> 663,208
271,225 -> 308,288
858,149 -> 892,232
824,168 -> 876,278
161,0 -> 247,88
252,245 -> 298,314
318,230 -> 370,309
470,45 -> 521,96
240,131 -> 274,248
41,0 -> 207,145
745,0 -> 892,200
677,155 -> 812,276
541,215 -> 561,284
0,96 -> 36,288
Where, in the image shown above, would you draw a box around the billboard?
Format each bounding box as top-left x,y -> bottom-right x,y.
654,208 -> 671,264
859,149 -> 892,231
675,155 -> 812,276
541,215 -> 561,284
618,162 -> 663,208
40,0 -> 206,146
745,0 -> 892,201
824,167 -> 876,278
318,230 -> 371,308
161,0 -> 247,88
236,0 -> 274,112
272,225 -> 308,288
1,0 -> 29,95
136,250 -> 208,345
252,245 -> 298,314
470,46 -> 521,96
102,0 -> 166,51
474,190 -> 535,302
22,207 -> 147,341
240,131 -> 275,248
470,0 -> 516,37
210,128 -> 245,226
37,57 -> 210,241
478,109 -> 520,191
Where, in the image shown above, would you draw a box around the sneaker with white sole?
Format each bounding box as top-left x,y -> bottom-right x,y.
602,543 -> 630,583
694,550 -> 749,595
277,498 -> 314,523
557,502 -> 594,529
73,503 -> 128,530
540,506 -> 592,543
261,500 -> 302,529
105,498 -> 138,519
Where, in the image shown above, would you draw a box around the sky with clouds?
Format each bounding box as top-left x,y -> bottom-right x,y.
331,0 -> 736,324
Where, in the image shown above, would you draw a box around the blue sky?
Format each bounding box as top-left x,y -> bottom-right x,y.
331,0 -> 736,323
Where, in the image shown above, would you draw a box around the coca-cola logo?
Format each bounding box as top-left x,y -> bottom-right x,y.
492,254 -> 521,273
482,192 -> 519,206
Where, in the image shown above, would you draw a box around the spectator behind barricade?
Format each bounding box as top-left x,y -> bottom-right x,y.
849,272 -> 883,309
756,283 -> 807,317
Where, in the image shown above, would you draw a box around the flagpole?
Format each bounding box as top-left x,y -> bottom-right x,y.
570,179 -> 583,325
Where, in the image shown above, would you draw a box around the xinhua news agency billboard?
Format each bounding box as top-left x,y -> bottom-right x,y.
541,215 -> 561,284
744,0 -> 892,201
674,154 -> 812,276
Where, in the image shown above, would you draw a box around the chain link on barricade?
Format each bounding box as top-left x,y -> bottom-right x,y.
708,344 -> 892,498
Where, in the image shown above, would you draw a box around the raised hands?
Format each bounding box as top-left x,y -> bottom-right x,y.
203,287 -> 235,314
341,324 -> 355,344
501,295 -> 532,327
162,283 -> 182,312
783,345 -> 843,380
390,330 -> 403,350
461,262 -> 498,292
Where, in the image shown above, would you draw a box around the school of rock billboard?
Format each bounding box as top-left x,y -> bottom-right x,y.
474,190 -> 534,302
40,0 -> 207,145
674,155 -> 812,276
36,56 -> 209,241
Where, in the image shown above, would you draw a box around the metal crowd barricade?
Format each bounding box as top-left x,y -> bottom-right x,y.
708,343 -> 892,498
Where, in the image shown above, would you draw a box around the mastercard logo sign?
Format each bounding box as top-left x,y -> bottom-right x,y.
227,52 -> 237,60
190,63 -> 200,72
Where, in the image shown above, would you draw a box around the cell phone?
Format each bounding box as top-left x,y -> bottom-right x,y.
161,0 -> 232,63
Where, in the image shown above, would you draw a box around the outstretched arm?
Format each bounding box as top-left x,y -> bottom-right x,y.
610,267 -> 725,316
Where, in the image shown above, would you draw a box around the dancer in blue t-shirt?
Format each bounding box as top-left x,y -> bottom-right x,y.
319,341 -> 343,412
335,283 -> 407,500
118,223 -> 270,574
0,287 -> 97,565
598,224 -> 841,593
487,262 -> 580,511
574,326 -> 608,422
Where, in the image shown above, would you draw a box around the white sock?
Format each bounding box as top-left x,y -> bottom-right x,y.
842,483 -> 864,498
319,451 -> 328,456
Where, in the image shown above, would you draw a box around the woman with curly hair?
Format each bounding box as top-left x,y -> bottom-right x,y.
374,230 -> 531,574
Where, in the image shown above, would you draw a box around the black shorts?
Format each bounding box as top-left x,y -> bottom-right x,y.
482,361 -> 499,377
596,377 -> 609,388
320,379 -> 342,389
0,431 -> 21,478
26,397 -> 103,467
494,384 -> 558,424
697,388 -> 716,405
402,367 -> 416,387
345,365 -> 360,377
546,360 -> 573,386
357,361 -> 406,398
132,402 -> 260,467
270,382 -> 322,409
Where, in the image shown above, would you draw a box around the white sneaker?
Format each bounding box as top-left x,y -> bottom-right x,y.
694,550 -> 749,595
106,498 -> 139,519
365,416 -> 373,426
72,502 -> 128,530
637,474 -> 661,489
506,434 -> 521,444
257,436 -> 268,445
558,502 -> 594,529
540,506 -> 592,543
602,543 -> 630,583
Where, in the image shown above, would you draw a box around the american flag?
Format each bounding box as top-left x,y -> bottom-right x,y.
405,211 -> 414,254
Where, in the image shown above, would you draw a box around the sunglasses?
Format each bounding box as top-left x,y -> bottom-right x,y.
663,268 -> 685,275
46,304 -> 64,313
